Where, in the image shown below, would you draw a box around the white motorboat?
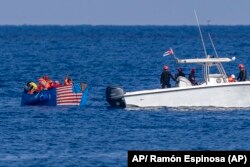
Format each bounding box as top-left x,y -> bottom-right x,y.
106,56 -> 250,108
106,14 -> 250,108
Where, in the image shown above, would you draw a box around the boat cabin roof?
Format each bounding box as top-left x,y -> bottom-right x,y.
177,57 -> 234,64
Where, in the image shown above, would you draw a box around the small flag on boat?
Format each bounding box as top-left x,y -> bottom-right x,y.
163,48 -> 174,56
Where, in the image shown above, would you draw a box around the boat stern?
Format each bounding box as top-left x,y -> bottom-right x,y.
106,86 -> 126,108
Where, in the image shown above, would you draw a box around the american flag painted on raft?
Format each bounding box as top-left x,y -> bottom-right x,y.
56,84 -> 84,105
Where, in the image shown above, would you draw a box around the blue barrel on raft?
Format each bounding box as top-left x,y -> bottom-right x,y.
21,83 -> 88,106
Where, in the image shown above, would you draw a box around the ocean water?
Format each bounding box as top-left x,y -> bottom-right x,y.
0,25 -> 250,166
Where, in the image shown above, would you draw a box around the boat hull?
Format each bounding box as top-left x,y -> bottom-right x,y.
123,82 -> 250,108
21,83 -> 88,106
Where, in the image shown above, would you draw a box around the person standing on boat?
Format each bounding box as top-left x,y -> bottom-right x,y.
175,67 -> 185,80
237,64 -> 248,81
160,66 -> 176,88
188,68 -> 198,85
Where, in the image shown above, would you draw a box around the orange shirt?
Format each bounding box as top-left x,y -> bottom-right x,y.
228,77 -> 235,82
37,78 -> 52,91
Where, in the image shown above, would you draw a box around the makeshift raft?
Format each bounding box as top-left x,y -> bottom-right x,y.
21,83 -> 88,106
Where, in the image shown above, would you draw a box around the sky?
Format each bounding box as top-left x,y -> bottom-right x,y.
0,0 -> 249,25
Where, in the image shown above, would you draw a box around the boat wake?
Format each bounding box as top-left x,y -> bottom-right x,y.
124,106 -> 250,112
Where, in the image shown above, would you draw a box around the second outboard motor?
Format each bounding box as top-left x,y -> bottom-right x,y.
106,86 -> 126,108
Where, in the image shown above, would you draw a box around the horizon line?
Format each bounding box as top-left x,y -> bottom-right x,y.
0,24 -> 249,26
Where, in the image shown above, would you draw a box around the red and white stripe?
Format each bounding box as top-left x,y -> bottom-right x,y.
56,85 -> 82,105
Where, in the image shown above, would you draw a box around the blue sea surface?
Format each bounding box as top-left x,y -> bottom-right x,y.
0,25 -> 250,166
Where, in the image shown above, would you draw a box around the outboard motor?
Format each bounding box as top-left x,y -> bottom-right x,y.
106,86 -> 126,108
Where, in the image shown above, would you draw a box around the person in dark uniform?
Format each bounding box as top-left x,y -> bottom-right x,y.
175,67 -> 185,80
175,67 -> 186,85
160,66 -> 176,88
188,68 -> 198,85
237,64 -> 248,81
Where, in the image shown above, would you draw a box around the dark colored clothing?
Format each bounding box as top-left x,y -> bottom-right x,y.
175,72 -> 185,80
24,82 -> 32,93
160,71 -> 175,88
175,72 -> 186,85
237,69 -> 248,81
188,72 -> 197,85
24,85 -> 30,93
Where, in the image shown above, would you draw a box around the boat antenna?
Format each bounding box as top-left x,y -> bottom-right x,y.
194,10 -> 208,57
208,33 -> 219,57
208,33 -> 227,82
194,10 -> 209,83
